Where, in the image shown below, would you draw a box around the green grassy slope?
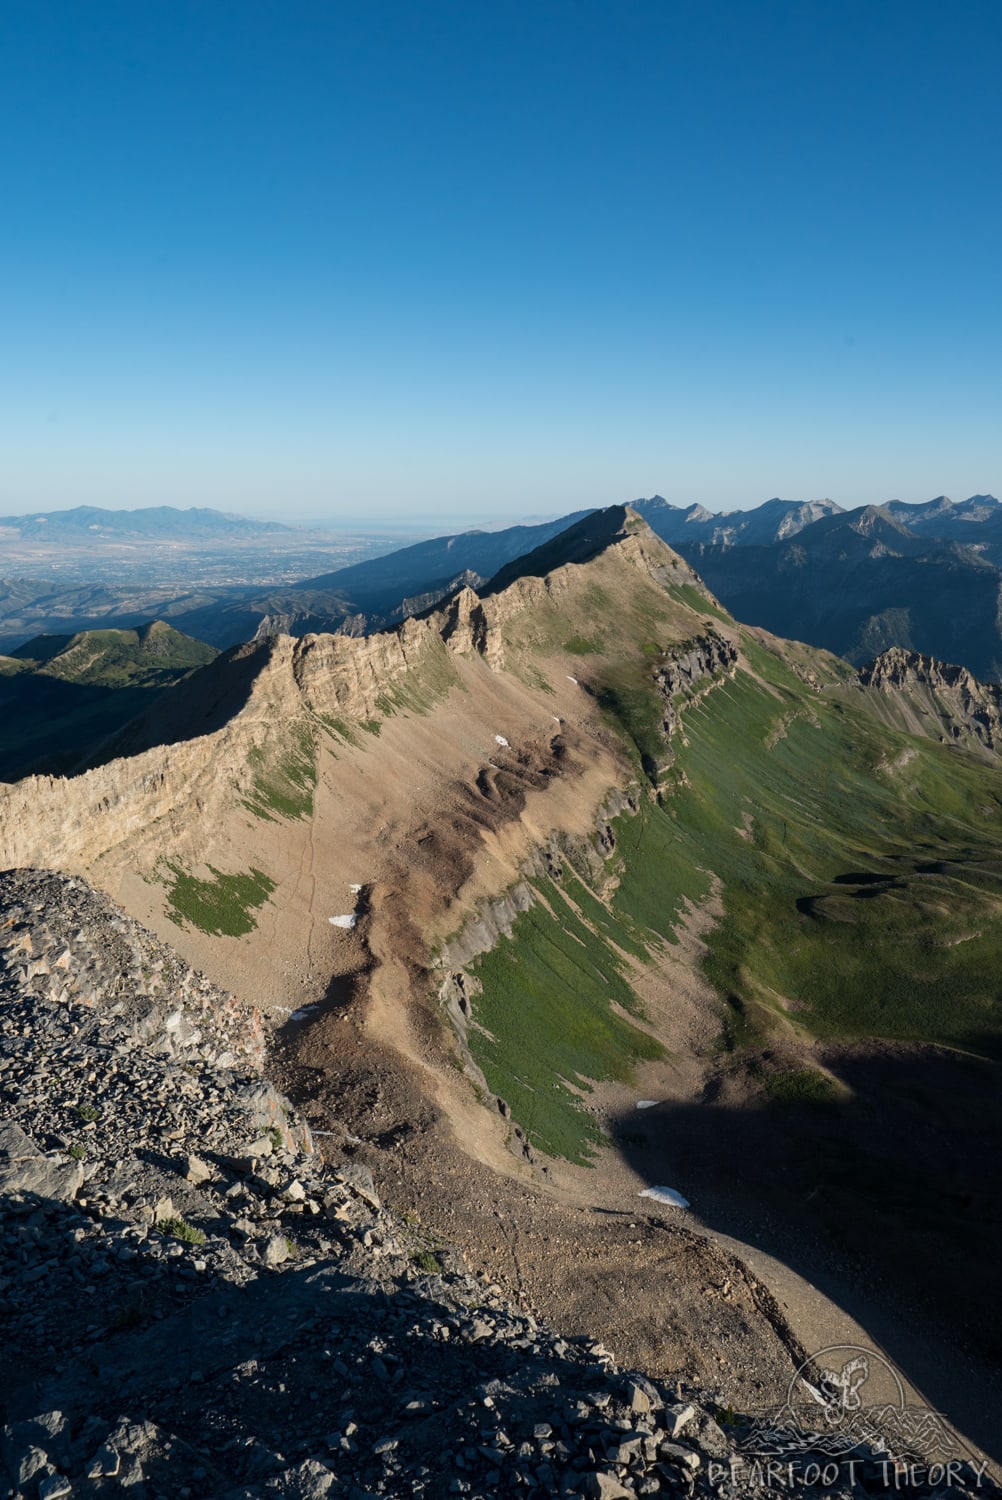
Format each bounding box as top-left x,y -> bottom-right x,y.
616,635 -> 1002,1052
464,591 -> 1002,1162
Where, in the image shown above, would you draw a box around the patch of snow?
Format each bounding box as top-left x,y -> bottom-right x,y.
289,1005 -> 319,1022
566,675 -> 578,684
349,883 -> 363,894
495,734 -> 509,747
639,1186 -> 690,1209
329,914 -> 357,929
636,1100 -> 659,1110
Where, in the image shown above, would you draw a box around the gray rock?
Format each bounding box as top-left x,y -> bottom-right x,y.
0,1123 -> 84,1203
694,1411 -> 731,1458
336,1162 -> 381,1210
613,1435 -> 642,1463
270,1457 -> 338,1498
659,1440 -> 700,1470
262,1234 -> 290,1267
38,1473 -> 72,1500
7,1443 -> 49,1488
627,1379 -> 650,1414
87,1443 -> 121,1478
664,1401 -> 696,1438
582,1473 -> 635,1499
233,1080 -> 310,1153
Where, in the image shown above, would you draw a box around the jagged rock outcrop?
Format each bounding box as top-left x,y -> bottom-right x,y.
0,511 -> 709,884
392,567 -> 485,622
654,633 -> 740,745
436,880 -> 536,972
857,646 -> 1002,758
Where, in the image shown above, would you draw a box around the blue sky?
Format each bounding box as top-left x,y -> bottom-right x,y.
1,0 -> 999,523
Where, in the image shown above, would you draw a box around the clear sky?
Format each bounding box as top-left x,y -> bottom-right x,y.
1,0 -> 999,523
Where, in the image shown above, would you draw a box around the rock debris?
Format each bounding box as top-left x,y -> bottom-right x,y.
0,868 -> 993,1498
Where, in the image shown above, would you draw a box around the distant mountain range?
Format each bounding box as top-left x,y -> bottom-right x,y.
633,492 -> 1002,553
635,495 -> 1002,679
0,504 -> 291,539
631,494 -> 844,547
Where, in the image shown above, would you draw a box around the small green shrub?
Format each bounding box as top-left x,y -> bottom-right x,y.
67,1143 -> 86,1160
160,1217 -> 206,1246
411,1250 -> 440,1274
75,1103 -> 99,1122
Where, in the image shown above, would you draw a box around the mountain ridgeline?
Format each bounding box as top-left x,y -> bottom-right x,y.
1,505 -> 1001,1460
2,492 -> 1002,685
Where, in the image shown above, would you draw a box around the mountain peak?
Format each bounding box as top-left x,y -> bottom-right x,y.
482,505 -> 633,594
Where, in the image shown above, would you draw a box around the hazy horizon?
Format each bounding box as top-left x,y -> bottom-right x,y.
1,490 -> 997,535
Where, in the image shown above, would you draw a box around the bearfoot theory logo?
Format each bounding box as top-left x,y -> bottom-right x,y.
719,1344 -> 996,1491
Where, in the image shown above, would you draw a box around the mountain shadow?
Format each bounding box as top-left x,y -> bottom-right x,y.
0,675 -> 168,780
611,1040 -> 1002,1461
85,637 -> 274,763
0,623 -> 219,780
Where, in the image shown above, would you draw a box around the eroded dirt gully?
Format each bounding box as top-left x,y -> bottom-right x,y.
264,718 -> 809,1423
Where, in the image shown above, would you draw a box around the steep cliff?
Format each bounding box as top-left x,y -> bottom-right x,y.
854,646 -> 1002,759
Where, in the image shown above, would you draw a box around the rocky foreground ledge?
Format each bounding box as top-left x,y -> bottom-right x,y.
0,869 -> 995,1499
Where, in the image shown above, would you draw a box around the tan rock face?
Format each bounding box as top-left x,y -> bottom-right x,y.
856,646 -> 1002,758
0,517 -> 729,1186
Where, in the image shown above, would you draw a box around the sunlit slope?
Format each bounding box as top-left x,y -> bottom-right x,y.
649,635 -> 1002,1047
462,615 -> 1002,1160
0,509 -> 723,1026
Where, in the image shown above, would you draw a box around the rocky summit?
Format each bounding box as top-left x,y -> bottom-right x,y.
2,867 -> 986,1500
